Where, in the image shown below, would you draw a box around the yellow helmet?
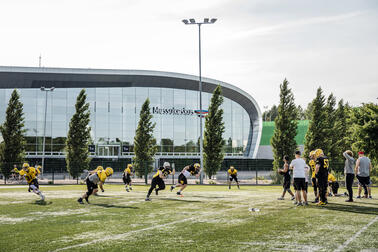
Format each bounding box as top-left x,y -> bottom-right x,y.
105,167 -> 113,176
230,166 -> 235,169
96,166 -> 104,171
309,151 -> 316,158
194,163 -> 200,169
22,163 -> 30,169
127,164 -> 133,169
315,149 -> 324,158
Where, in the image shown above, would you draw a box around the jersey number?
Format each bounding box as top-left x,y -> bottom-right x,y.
324,159 -> 329,169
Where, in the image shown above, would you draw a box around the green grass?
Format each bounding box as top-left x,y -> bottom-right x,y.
0,184 -> 377,252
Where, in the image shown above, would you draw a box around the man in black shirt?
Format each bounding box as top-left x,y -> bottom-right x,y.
315,149 -> 329,206
145,162 -> 175,201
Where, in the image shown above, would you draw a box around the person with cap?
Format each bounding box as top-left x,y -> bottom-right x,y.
170,163 -> 201,195
145,162 -> 175,201
13,163 -> 45,201
78,167 -> 113,204
355,151 -> 372,199
343,150 -> 355,202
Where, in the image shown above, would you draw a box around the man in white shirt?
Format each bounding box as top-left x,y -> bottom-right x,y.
290,151 -> 308,206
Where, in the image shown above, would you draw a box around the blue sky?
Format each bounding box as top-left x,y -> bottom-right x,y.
0,0 -> 377,110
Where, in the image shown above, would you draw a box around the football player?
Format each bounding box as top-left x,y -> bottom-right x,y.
309,150 -> 319,203
227,166 -> 240,189
13,163 -> 45,201
315,149 -> 329,206
170,163 -> 200,195
328,172 -> 339,196
145,162 -> 175,201
123,164 -> 133,192
78,167 -> 113,204
277,156 -> 295,200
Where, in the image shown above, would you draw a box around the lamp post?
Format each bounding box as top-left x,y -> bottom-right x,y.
263,106 -> 268,121
182,18 -> 217,184
40,86 -> 55,176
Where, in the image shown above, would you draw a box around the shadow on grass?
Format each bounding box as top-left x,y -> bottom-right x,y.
32,200 -> 52,206
159,198 -> 202,203
91,203 -> 139,209
93,195 -> 113,198
190,195 -> 226,199
315,202 -> 378,215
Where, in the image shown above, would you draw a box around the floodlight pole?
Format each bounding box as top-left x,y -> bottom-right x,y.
40,87 -> 55,177
183,18 -> 217,184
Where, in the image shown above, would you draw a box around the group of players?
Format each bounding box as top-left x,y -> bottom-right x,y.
278,148 -> 373,206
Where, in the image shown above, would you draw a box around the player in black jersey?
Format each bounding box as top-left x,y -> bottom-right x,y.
145,162 -> 175,201
170,163 -> 200,195
315,149 -> 330,205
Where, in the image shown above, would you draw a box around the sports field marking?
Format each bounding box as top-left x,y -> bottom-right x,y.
334,216 -> 378,252
239,242 -> 323,251
51,195 -> 267,252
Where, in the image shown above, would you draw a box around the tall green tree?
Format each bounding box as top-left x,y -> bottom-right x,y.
304,87 -> 327,158
349,103 -> 378,164
325,93 -> 337,160
133,98 -> 157,178
204,85 -> 225,179
332,99 -> 350,161
262,105 -> 278,121
0,89 -> 26,179
66,89 -> 91,179
271,79 -> 298,179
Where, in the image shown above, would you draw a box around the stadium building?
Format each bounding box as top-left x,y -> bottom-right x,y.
0,66 -> 262,169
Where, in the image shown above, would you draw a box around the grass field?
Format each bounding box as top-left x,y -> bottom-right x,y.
0,184 -> 377,252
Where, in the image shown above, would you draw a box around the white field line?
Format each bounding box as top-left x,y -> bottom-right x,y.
334,216 -> 378,252
51,195 -> 273,252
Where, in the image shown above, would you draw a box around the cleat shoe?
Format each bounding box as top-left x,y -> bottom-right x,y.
277,197 -> 284,200
129,187 -> 132,191
77,198 -> 84,204
296,202 -> 303,206
126,188 -> 129,192
84,197 -> 89,204
291,196 -> 295,201
312,198 -> 319,203
170,185 -> 174,192
317,201 -> 326,206
155,188 -> 158,195
344,192 -> 349,196
293,201 -> 297,205
345,199 -> 353,202
177,191 -> 182,196
303,202 -> 309,206
41,194 -> 45,201
356,196 -> 361,199
145,197 -> 151,201
369,196 -> 372,199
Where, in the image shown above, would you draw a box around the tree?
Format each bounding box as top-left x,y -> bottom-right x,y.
66,89 -> 91,180
262,105 -> 278,121
133,98 -> 157,178
325,93 -> 337,161
332,99 -> 350,161
0,89 -> 26,180
304,87 -> 327,158
271,79 -> 298,181
349,103 -> 378,164
203,85 -> 225,179
297,105 -> 306,120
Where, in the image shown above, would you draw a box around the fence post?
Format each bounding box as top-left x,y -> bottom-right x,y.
52,169 -> 54,185
256,160 -> 258,185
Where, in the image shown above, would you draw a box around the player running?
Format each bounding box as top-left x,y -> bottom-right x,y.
227,166 -> 240,189
170,163 -> 200,195
145,162 -> 174,201
123,164 -> 133,192
309,151 -> 319,203
315,149 -> 329,206
77,167 -> 113,204
13,163 -> 45,201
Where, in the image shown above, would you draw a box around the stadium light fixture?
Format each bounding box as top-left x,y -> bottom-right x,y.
40,86 -> 55,177
182,17 -> 217,184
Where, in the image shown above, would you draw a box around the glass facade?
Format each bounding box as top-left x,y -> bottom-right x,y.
0,87 -> 251,157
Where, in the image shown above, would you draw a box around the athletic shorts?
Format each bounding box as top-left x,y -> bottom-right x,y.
294,178 -> 306,191
357,175 -> 370,187
29,179 -> 39,189
178,174 -> 187,185
123,175 -> 131,184
230,175 -> 238,182
283,179 -> 291,190
86,178 -> 98,196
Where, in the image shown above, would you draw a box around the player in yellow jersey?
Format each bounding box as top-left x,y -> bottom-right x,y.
315,149 -> 330,205
308,151 -> 319,203
78,167 -> 113,204
13,163 -> 45,201
146,162 -> 175,201
327,173 -> 339,196
123,164 -> 133,192
227,166 -> 240,189
170,163 -> 201,195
